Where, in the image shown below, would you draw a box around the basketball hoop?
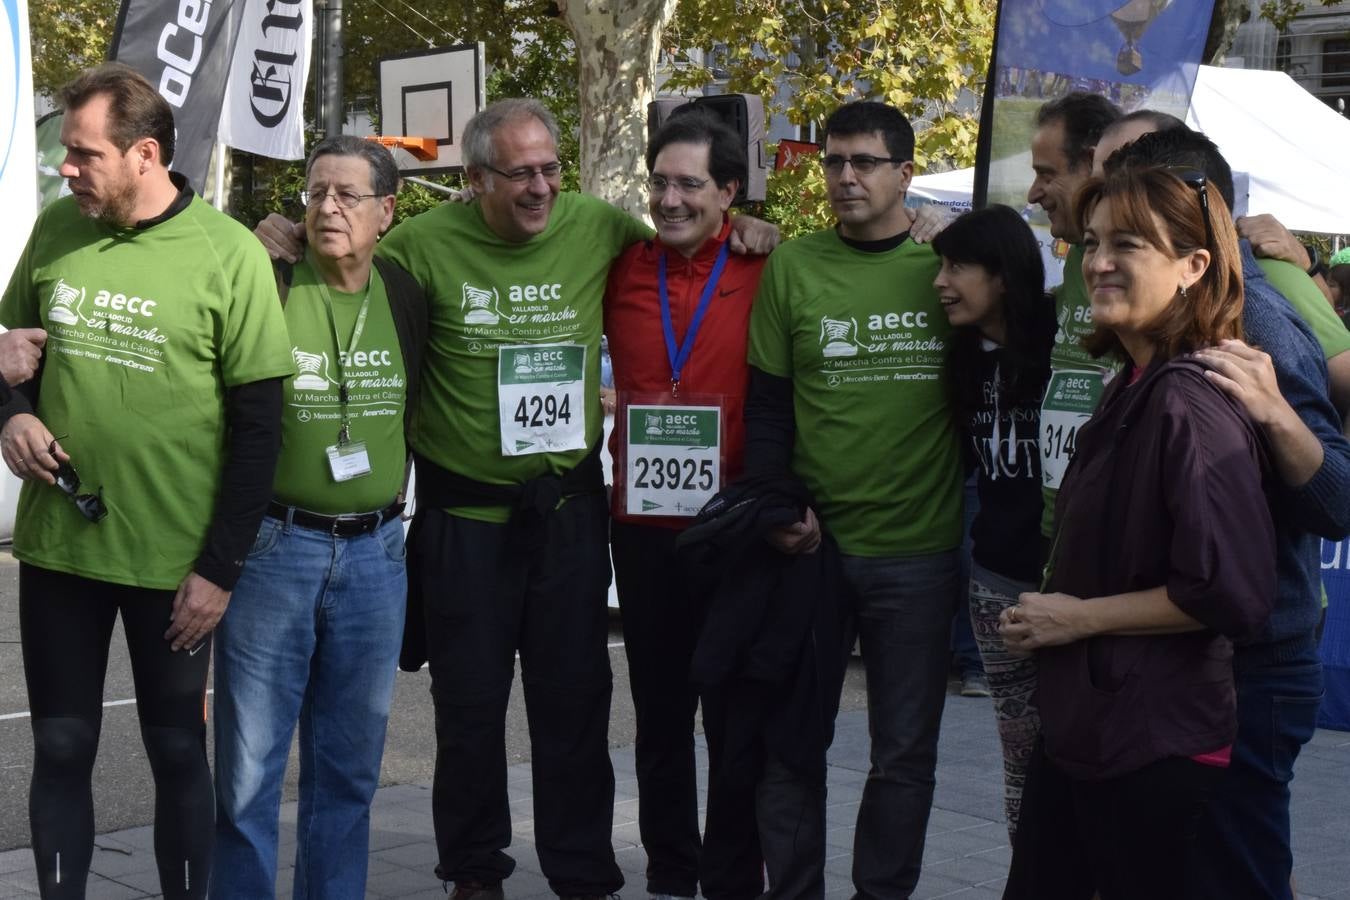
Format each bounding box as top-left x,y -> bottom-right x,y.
366,136 -> 439,161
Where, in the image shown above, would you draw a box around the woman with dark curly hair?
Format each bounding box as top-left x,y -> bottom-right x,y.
999,167 -> 1276,900
931,205 -> 1054,840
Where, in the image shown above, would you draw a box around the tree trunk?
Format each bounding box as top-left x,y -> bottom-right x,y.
1204,0 -> 1252,64
558,0 -> 679,220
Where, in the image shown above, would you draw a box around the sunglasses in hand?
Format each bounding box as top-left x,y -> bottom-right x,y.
49,439 -> 107,523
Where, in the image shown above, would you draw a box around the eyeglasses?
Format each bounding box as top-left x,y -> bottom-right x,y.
50,440 -> 106,523
483,162 -> 562,183
300,189 -> 384,209
1168,167 -> 1214,251
821,154 -> 904,176
647,174 -> 711,195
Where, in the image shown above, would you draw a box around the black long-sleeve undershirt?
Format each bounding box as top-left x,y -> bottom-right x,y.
193,378 -> 283,590
742,366 -> 796,477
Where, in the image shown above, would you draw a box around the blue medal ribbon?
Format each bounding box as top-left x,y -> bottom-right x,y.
658,241 -> 730,397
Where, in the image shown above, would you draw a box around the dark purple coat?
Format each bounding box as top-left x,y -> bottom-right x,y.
1038,356 -> 1276,781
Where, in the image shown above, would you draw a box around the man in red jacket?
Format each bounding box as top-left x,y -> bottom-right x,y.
603,108 -> 766,900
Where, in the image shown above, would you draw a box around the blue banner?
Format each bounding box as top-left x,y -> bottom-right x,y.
1320,537 -> 1350,731
981,0 -> 1215,285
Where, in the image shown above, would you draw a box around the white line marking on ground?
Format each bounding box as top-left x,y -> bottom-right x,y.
0,690 -> 215,721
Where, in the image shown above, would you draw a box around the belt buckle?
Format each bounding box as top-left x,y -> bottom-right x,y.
334,511 -> 379,536
331,514 -> 361,536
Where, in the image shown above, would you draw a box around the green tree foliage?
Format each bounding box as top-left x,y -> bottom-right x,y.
664,0 -> 997,172
233,3 -> 580,229
1257,0 -> 1342,32
344,0 -> 562,104
759,157 -> 833,240
660,0 -> 996,233
31,0 -> 1326,234
28,0 -> 120,98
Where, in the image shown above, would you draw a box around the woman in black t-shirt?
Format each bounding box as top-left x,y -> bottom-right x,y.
932,204 -> 1055,840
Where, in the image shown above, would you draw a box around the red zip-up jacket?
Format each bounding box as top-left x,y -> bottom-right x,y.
603,218 -> 767,528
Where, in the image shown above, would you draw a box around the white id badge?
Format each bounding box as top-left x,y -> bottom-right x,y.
624,404 -> 721,517
497,343 -> 587,456
326,441 -> 372,482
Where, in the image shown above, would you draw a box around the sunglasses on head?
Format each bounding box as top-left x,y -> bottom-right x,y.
1167,167 -> 1214,252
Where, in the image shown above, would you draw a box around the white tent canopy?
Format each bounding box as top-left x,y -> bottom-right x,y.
1186,66 -> 1349,234
909,65 -> 1350,235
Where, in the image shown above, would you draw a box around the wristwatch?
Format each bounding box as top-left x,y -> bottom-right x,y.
1305,243 -> 1327,279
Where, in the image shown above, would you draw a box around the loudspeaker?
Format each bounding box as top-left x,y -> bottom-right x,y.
645,93 -> 767,204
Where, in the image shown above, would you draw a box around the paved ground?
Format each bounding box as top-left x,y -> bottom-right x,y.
2,540 -> 1349,899
1,692 -> 1349,899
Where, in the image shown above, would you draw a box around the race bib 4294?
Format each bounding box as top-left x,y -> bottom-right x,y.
497,343 -> 587,456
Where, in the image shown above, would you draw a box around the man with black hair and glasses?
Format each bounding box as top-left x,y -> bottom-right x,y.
744,100 -> 960,899
0,63 -> 293,899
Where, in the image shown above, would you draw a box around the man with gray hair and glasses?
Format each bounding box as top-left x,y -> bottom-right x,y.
254,97 -> 777,900
211,135 -> 428,900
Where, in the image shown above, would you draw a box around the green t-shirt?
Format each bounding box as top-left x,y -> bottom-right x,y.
1040,246 -> 1117,537
1257,257 -> 1350,360
273,260 -> 407,515
746,229 -> 961,557
378,192 -> 650,522
0,194 -> 294,589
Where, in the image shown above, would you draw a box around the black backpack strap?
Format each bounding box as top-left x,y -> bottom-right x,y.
273,260 -> 294,308
372,255 -> 428,423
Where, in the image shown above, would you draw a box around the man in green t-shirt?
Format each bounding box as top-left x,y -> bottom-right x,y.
211,136 -> 427,900
384,102 -> 643,900
0,64 -> 293,899
1025,92 -> 1122,536
744,101 -> 961,900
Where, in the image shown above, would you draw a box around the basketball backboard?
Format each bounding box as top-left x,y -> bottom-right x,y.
377,43 -> 485,175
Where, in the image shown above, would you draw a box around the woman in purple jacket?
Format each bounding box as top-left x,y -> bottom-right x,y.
999,167 -> 1276,900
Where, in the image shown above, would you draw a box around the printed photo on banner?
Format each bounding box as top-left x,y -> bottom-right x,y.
982,0 -> 1214,286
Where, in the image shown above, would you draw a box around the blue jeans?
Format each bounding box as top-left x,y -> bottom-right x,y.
951,478 -> 982,676
211,514 -> 407,900
1189,658 -> 1323,900
844,550 -> 960,900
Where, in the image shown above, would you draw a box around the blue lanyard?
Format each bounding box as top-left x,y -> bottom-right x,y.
658,241 -> 730,397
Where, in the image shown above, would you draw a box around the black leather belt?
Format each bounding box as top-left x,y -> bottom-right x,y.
266,499 -> 405,537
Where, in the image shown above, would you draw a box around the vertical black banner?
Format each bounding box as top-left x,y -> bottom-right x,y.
109,0 -> 243,191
